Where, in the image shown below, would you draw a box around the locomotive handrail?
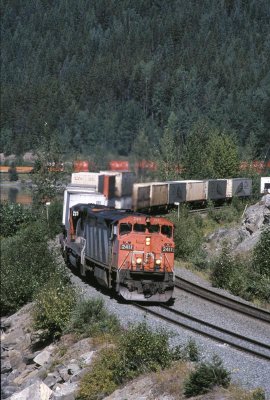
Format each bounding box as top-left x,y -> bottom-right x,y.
119,251 -> 132,270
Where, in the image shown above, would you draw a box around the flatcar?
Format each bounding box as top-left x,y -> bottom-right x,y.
60,204 -> 175,302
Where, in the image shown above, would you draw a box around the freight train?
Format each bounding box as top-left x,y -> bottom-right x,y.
60,204 -> 175,302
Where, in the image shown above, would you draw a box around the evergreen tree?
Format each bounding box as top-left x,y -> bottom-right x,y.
158,112 -> 180,181
8,162 -> 18,182
183,119 -> 239,179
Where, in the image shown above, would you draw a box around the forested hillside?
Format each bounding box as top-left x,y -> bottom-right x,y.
1,0 -> 270,161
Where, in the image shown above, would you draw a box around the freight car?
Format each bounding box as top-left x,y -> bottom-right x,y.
60,204 -> 175,302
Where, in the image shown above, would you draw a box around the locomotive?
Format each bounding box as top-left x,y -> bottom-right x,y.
60,203 -> 175,302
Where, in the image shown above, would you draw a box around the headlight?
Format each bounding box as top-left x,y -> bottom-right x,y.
155,259 -> 161,265
136,258 -> 142,264
145,237 -> 151,245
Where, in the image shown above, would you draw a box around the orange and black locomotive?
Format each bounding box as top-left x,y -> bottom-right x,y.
61,204 -> 175,302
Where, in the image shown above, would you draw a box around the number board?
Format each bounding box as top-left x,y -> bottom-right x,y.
162,246 -> 174,253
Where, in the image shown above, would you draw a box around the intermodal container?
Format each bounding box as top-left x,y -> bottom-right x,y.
150,182 -> 168,206
184,180 -> 207,202
109,196 -> 132,210
206,179 -> 227,200
167,181 -> 186,204
100,171 -> 135,197
109,160 -> 129,171
102,175 -> 115,199
71,172 -> 104,192
73,160 -> 89,172
226,178 -> 252,198
260,177 -> 270,194
132,183 -> 151,210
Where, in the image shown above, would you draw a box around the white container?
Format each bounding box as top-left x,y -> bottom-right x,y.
184,180 -> 207,202
71,172 -> 104,191
132,183 -> 151,210
150,182 -> 168,206
62,184 -> 107,228
100,171 -> 136,197
167,181 -> 186,204
260,177 -> 270,194
226,178 -> 252,198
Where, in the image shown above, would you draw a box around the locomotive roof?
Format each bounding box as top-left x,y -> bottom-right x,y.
71,203 -> 147,223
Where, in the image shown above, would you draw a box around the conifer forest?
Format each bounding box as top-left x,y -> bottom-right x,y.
1,0 -> 270,165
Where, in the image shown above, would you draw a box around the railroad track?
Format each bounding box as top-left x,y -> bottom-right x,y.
175,276 -> 270,323
134,303 -> 270,361
188,206 -> 224,214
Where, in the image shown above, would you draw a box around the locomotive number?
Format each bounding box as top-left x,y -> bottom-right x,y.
120,244 -> 133,250
162,246 -> 174,253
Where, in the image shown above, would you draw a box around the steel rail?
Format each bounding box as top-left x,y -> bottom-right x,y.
175,276 -> 270,323
134,303 -> 270,362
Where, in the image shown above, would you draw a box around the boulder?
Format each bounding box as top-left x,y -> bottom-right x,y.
51,382 -> 79,400
79,351 -> 95,365
43,372 -> 63,389
34,347 -> 54,367
8,381 -> 52,400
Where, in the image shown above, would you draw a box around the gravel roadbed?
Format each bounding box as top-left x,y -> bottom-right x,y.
67,266 -> 270,398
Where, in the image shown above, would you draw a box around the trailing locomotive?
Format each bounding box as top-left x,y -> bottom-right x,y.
60,204 -> 175,302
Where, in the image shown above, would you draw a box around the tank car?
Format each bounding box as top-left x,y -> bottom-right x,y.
60,204 -> 175,302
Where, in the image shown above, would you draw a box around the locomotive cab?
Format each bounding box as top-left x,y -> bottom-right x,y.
114,215 -> 175,301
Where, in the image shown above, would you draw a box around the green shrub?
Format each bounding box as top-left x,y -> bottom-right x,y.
47,200 -> 63,238
117,322 -> 173,380
0,203 -> 36,237
253,228 -> 270,277
210,233 -> 270,302
210,246 -> 250,298
184,355 -> 231,397
67,298 -> 120,337
78,321 -> 180,399
171,338 -> 200,362
78,347 -> 121,400
168,207 -> 203,260
210,245 -> 234,288
186,339 -> 200,362
252,388 -> 266,400
208,204 -> 239,224
0,220 -> 60,315
33,275 -> 76,339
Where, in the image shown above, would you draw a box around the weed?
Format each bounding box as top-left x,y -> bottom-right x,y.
66,298 -> 120,337
33,275 -> 76,340
184,355 -> 230,397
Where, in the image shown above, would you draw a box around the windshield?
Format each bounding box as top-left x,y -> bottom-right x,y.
161,225 -> 172,238
119,222 -> 172,237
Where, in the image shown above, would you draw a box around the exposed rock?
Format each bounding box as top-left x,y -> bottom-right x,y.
34,348 -> 54,367
23,352 -> 37,365
13,366 -> 38,385
51,382 -> 79,400
1,359 -> 12,374
204,196 -> 270,258
103,375 -> 173,400
1,385 -> 18,399
58,367 -> 70,382
79,351 -> 95,365
43,372 -> 63,389
8,381 -> 52,400
66,363 -> 81,376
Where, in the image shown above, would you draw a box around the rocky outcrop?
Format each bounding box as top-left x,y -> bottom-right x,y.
0,304 -> 96,400
204,195 -> 270,258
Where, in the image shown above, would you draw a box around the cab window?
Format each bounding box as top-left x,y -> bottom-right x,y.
120,223 -> 132,235
161,225 -> 172,238
134,223 -> 146,232
148,224 -> 160,233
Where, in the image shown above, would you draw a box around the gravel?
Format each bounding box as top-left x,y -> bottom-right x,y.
65,264 -> 270,399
